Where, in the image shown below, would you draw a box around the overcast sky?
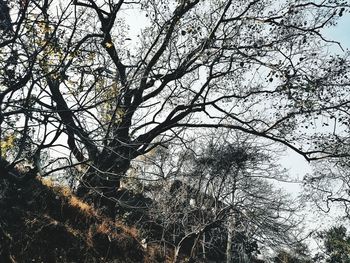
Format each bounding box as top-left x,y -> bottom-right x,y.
280,12 -> 350,187
278,14 -> 350,249
325,15 -> 350,51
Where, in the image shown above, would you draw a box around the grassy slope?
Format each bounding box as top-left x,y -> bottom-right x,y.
0,176 -> 168,263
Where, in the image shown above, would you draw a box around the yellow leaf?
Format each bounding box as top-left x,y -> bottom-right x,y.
116,108 -> 125,118
0,134 -> 15,157
105,42 -> 113,48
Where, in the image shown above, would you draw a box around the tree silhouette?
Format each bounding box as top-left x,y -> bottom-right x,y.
0,0 -> 349,196
139,132 -> 303,262
315,225 -> 350,263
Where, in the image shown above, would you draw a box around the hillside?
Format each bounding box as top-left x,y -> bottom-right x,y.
0,173 -> 169,263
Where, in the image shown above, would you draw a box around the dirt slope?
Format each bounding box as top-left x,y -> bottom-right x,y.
0,175 -> 146,263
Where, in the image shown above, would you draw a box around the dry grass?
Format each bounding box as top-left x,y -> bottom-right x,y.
115,221 -> 139,238
39,177 -> 97,217
144,243 -> 175,263
39,177 -> 141,243
68,195 -> 95,216
96,220 -> 111,235
40,177 -> 55,188
64,224 -> 81,237
1,175 -> 152,262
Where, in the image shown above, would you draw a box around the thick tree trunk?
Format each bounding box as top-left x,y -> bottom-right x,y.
76,146 -> 132,198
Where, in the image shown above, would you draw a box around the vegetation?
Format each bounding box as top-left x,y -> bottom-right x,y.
1,0 -> 350,262
138,134 -> 302,262
0,173 -> 145,262
313,226 -> 350,263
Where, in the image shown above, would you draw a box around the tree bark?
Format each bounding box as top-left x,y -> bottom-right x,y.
226,212 -> 235,263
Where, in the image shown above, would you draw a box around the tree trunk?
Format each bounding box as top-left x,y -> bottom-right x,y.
202,232 -> 206,259
173,246 -> 180,263
76,146 -> 131,198
227,173 -> 238,263
226,212 -> 235,263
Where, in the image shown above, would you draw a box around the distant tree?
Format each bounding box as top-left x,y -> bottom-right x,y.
303,154 -> 350,219
140,131 -> 304,262
0,0 -> 350,197
0,0 -> 12,34
272,250 -> 313,263
270,241 -> 313,263
315,225 -> 350,263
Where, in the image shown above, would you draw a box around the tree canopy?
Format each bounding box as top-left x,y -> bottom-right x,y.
314,225 -> 350,263
2,1 -> 350,261
1,0 -> 350,192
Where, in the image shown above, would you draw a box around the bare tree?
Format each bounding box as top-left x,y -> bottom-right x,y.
139,132 -> 304,262
302,154 -> 350,218
0,0 -> 349,196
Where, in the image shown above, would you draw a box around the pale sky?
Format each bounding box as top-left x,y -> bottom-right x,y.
279,14 -> 350,250
324,15 -> 350,51
281,13 -> 350,190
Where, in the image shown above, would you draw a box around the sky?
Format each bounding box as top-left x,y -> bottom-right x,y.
277,13 -> 350,249
280,13 -> 350,190
324,15 -> 350,51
